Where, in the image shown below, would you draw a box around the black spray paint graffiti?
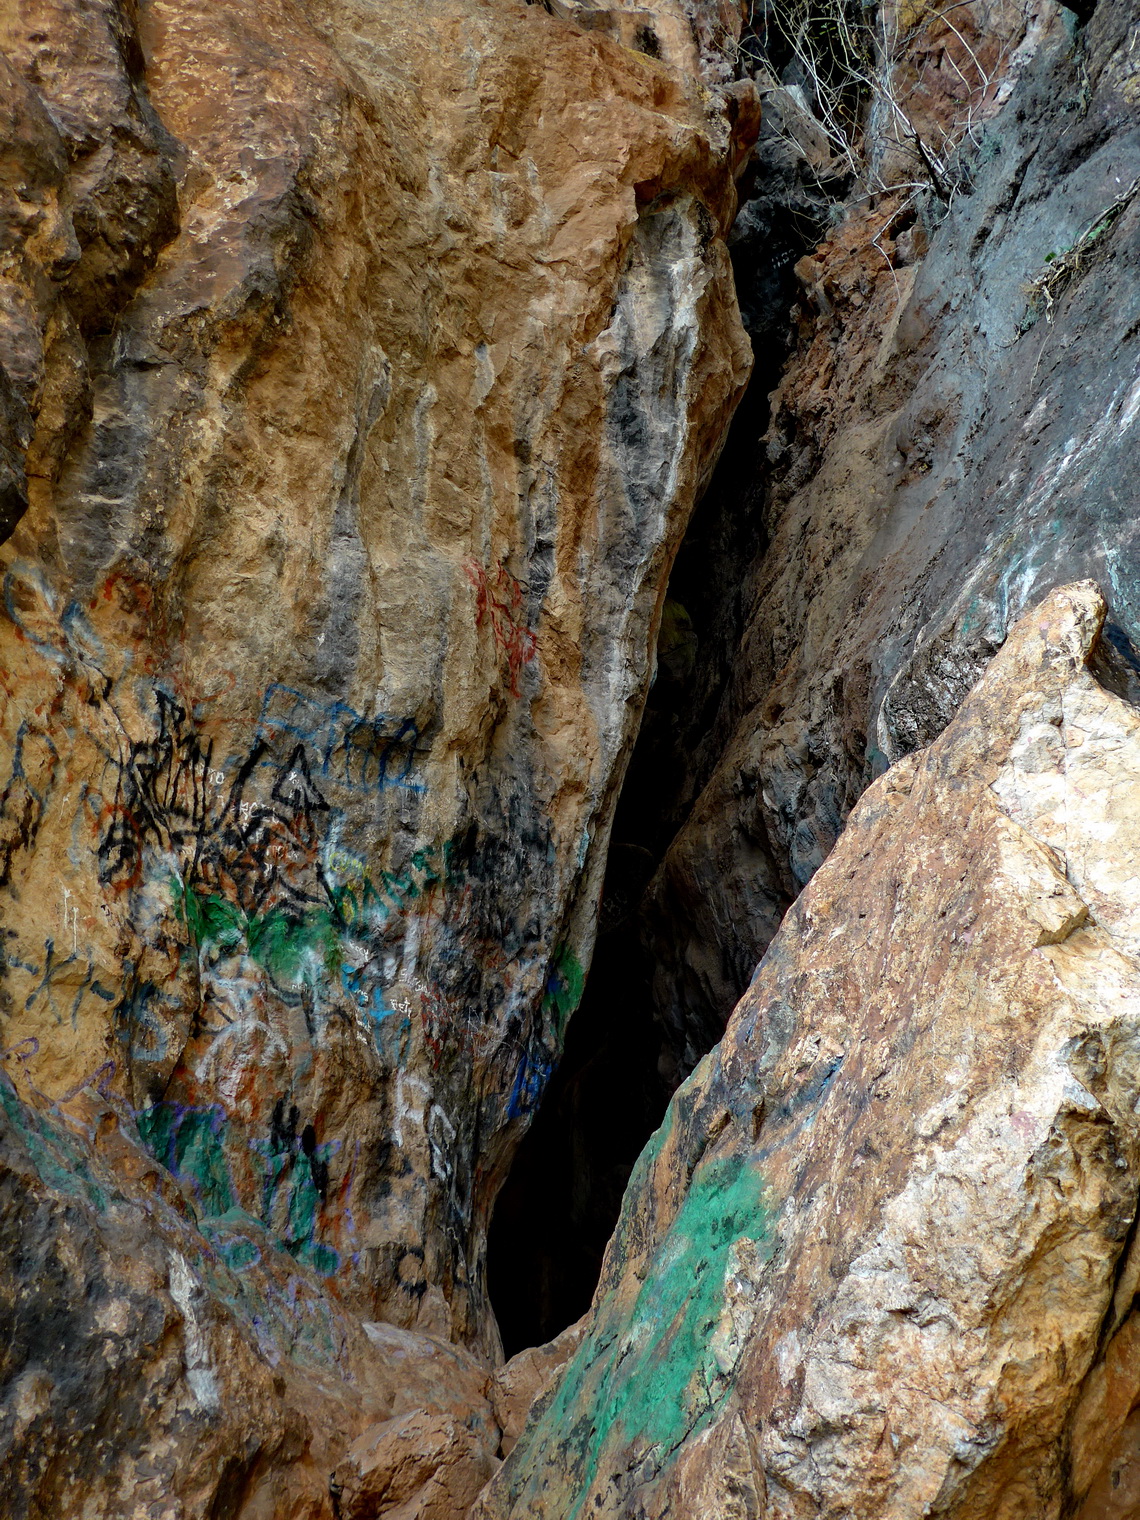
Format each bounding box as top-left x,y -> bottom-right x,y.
2,941 -> 117,1029
2,561 -> 597,1338
97,687 -> 333,919
0,721 -> 60,888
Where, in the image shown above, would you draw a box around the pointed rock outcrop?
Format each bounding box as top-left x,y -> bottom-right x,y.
480,583 -> 1140,1519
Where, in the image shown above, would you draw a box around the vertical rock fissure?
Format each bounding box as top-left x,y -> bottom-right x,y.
487,140 -> 840,1356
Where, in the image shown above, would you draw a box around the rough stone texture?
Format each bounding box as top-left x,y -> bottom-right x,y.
490,1316 -> 587,1457
0,0 -> 752,1380
331,1409 -> 497,1520
642,0 -> 1140,1067
1,1070 -> 500,1519
7,0 -> 1140,1513
478,581 -> 1140,1520
0,0 -> 755,1513
540,0 -> 750,84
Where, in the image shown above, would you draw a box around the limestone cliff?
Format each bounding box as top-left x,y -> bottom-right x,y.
0,0 -> 753,1511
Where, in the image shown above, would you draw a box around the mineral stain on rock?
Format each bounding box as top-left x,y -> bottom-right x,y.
2,0 -> 1140,1516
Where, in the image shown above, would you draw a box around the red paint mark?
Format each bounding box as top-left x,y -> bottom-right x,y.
1011,1110 -> 1037,1143
465,559 -> 537,698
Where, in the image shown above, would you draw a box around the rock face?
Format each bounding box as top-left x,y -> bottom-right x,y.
485,0 -> 1129,1347
480,582 -> 1140,1520
0,0 -> 751,1365
6,0 -> 1140,1514
490,1316 -> 587,1458
1,1068 -> 502,1517
642,0 -> 1140,1069
0,0 -> 755,1512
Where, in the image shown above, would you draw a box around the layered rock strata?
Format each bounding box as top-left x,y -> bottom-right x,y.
480,582 -> 1140,1520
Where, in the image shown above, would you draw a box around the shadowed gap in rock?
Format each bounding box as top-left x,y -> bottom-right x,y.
487,147 -> 838,1353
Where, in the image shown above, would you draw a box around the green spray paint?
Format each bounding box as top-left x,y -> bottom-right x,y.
137,1102 -> 236,1217
175,883 -> 244,953
173,875 -> 340,990
326,844 -> 445,928
527,1152 -> 773,1517
0,1077 -> 110,1212
525,1143 -> 778,1513
0,1078 -> 345,1369
255,1126 -> 340,1276
542,944 -> 585,1041
137,1101 -> 340,1277
245,905 -> 339,988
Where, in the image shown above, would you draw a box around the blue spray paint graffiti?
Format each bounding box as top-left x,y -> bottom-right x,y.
256,685 -> 424,795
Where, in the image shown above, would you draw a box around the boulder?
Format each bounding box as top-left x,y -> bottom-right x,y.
480,583 -> 1140,1518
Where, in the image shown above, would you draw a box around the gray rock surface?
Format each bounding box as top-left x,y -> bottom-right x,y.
643,0 -> 1140,1071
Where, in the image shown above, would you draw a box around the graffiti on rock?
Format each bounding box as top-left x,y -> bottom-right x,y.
0,1067 -> 350,1368
466,559 -> 538,697
515,1155 -> 775,1514
256,685 -> 424,796
137,1094 -> 346,1277
0,557 -> 597,1335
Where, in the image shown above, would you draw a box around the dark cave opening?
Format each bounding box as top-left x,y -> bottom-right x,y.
487,136 -> 842,1359
486,373 -> 772,1358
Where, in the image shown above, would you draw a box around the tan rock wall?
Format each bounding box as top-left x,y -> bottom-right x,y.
0,0 -> 751,1378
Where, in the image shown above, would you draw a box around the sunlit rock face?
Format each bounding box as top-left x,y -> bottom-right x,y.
481,583 -> 1140,1520
0,0 -> 753,1510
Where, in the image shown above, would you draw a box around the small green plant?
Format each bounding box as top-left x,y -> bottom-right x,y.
1019,176 -> 1139,332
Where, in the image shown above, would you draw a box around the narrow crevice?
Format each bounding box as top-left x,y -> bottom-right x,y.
487,134 -> 842,1356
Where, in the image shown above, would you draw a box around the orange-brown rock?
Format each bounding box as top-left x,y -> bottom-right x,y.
479,583 -> 1140,1518
1,1072 -> 500,1518
0,0 -> 753,1513
332,1409 -> 497,1520
0,0 -> 752,1353
490,1315 -> 587,1457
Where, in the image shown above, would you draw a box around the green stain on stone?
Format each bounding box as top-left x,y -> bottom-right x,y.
527,1150 -> 773,1517
173,875 -> 340,990
542,944 -> 585,1040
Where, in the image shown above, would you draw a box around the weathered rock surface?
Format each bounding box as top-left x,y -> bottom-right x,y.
490,1316 -> 587,1457
7,0 -> 1140,1512
486,0 -> 1101,1337
479,582 -> 1140,1519
0,0 -> 751,1361
642,0 -> 1140,1067
1,1071 -> 500,1518
0,0 -> 755,1512
331,1408 -> 496,1520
